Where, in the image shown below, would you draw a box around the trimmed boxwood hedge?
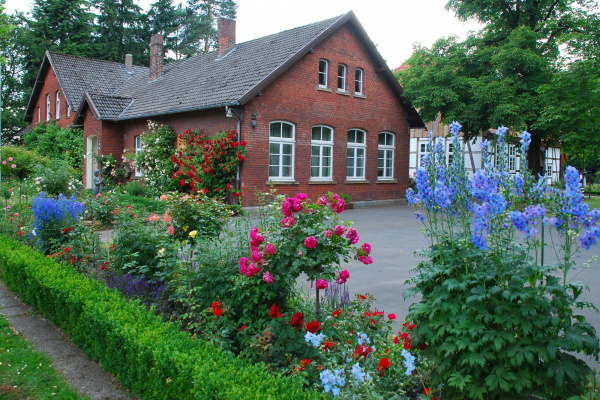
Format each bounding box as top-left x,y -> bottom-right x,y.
0,235 -> 321,399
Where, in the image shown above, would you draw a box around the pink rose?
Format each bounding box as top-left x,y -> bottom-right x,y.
297,250 -> 302,257
281,198 -> 294,217
358,255 -> 373,265
11,164 -> 16,169
280,217 -> 295,227
251,249 -> 262,263
361,243 -> 372,255
316,279 -> 328,289
304,236 -> 317,249
292,198 -> 303,212
316,196 -> 327,206
1,161 -> 5,165
388,314 -> 397,320
167,225 -> 175,235
333,225 -> 345,236
295,193 -> 308,201
263,271 -> 274,284
8,157 -> 13,161
346,227 -> 359,244
265,243 -> 275,255
325,229 -> 332,238
337,270 -> 350,284
250,234 -> 264,247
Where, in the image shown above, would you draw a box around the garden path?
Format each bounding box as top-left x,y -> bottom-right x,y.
0,280 -> 137,400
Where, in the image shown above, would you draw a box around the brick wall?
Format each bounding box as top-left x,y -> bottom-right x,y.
239,23 -> 410,206
31,64 -> 75,128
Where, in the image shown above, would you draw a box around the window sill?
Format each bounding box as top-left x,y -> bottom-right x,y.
308,180 -> 336,185
354,93 -> 366,99
336,90 -> 350,96
376,179 -> 397,184
345,179 -> 370,184
316,86 -> 332,93
267,180 -> 299,185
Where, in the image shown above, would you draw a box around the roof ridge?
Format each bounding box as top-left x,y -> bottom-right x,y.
48,51 -> 149,71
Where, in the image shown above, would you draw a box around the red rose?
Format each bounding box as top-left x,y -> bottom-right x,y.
359,295 -> 367,300
378,357 -> 391,372
64,228 -> 70,234
332,309 -> 341,318
305,321 -> 321,333
407,324 -> 416,330
388,313 -> 397,320
240,325 -> 246,331
212,301 -> 223,317
180,178 -> 186,186
290,312 -> 304,329
423,388 -> 431,396
270,303 -> 282,319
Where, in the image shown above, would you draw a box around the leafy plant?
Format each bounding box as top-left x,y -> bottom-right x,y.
129,121 -> 178,194
22,122 -> 83,172
164,192 -> 230,242
405,122 -> 600,399
173,129 -> 245,198
1,146 -> 40,180
33,159 -> 80,197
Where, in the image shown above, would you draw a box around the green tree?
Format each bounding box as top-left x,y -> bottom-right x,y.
148,0 -> 186,60
398,0 -> 599,175
0,5 -> 23,142
179,0 -> 236,57
93,0 -> 150,65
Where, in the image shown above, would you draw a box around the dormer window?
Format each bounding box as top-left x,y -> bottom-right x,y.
355,68 -> 363,95
318,59 -> 328,88
337,64 -> 346,92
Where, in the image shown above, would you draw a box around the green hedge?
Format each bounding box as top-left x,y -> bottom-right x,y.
0,235 -> 321,400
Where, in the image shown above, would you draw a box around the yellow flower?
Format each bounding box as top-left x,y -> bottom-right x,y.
158,248 -> 166,256
189,230 -> 198,239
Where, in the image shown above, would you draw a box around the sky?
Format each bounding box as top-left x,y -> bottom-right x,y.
3,0 -> 483,68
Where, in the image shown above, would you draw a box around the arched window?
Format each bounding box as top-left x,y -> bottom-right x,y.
269,121 -> 295,180
378,132 -> 395,179
347,129 -> 366,179
311,125 -> 333,180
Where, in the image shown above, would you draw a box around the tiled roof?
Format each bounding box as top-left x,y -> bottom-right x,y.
85,93 -> 133,120
113,14 -> 343,120
28,11 -> 424,127
48,53 -> 144,111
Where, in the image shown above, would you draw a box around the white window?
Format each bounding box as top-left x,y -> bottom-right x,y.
311,125 -> 333,180
447,142 -> 454,165
67,106 -> 71,118
508,144 -> 517,172
355,68 -> 363,94
378,132 -> 395,179
56,92 -> 61,120
37,107 -> 41,123
337,64 -> 346,92
269,121 -> 295,180
419,141 -> 429,167
46,94 -> 51,121
347,129 -> 366,179
318,59 -> 328,87
135,135 -> 143,177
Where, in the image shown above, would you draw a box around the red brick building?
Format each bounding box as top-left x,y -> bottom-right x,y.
24,11 -> 424,206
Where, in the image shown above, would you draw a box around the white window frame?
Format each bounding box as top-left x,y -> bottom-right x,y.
447,142 -> 455,165
37,107 -> 41,123
311,125 -> 334,181
67,106 -> 71,118
419,141 -> 429,167
134,135 -> 143,177
355,68 -> 363,94
337,64 -> 346,92
46,94 -> 51,121
56,91 -> 61,120
347,129 -> 366,180
318,59 -> 328,88
508,144 -> 517,173
378,132 -> 395,180
269,121 -> 295,181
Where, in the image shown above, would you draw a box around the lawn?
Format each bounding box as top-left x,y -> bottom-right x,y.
0,314 -> 86,400
585,195 -> 600,210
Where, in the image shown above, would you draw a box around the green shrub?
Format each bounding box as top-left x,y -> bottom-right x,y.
117,194 -> 167,214
0,235 -> 319,399
23,122 -> 83,173
165,192 -> 230,242
33,159 -> 80,197
124,180 -> 154,197
1,146 -> 40,180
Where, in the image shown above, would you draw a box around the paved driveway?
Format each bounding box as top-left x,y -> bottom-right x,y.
330,203 -> 600,370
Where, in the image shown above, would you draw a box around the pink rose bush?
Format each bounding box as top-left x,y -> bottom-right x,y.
239,192 -> 373,306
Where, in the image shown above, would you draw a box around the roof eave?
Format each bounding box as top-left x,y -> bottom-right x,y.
115,101 -> 241,122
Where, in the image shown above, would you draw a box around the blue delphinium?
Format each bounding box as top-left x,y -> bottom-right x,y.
305,331 -> 325,347
320,368 -> 346,398
520,131 -> 531,155
401,348 -> 416,376
350,362 -> 366,387
31,193 -> 85,252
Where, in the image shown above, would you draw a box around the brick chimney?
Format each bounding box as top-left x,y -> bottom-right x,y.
125,54 -> 133,73
217,18 -> 236,58
149,34 -> 164,81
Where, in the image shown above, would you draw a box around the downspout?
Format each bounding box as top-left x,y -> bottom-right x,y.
225,106 -> 243,191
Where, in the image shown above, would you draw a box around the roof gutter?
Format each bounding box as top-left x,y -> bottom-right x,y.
115,101 -> 240,121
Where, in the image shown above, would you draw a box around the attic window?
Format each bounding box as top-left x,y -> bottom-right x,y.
318,59 -> 328,88
337,64 -> 346,92
46,94 -> 51,121
355,69 -> 363,95
56,91 -> 61,120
